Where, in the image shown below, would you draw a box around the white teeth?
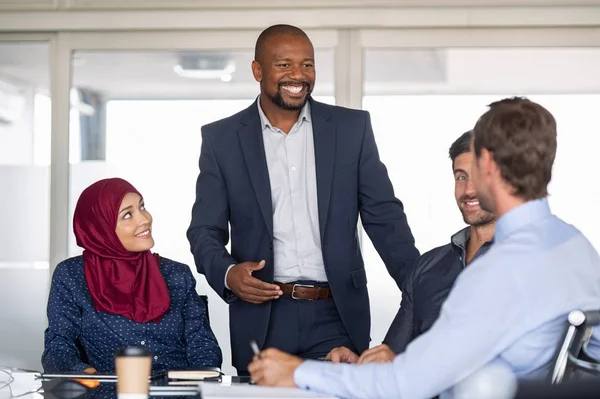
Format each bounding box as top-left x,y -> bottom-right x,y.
466,201 -> 479,206
283,86 -> 302,94
136,230 -> 149,237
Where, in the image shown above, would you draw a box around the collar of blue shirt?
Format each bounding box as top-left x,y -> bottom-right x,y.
256,95 -> 312,131
495,197 -> 551,243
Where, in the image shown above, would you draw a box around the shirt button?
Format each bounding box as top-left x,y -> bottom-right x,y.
154,356 -> 158,360
291,166 -> 296,172
140,341 -> 145,345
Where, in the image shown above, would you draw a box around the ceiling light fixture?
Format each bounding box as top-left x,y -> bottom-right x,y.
173,54 -> 236,82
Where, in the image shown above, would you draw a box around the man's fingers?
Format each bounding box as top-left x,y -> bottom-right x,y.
242,283 -> 282,297
240,287 -> 280,300
358,347 -> 394,364
247,259 -> 266,271
357,347 -> 383,364
261,348 -> 284,359
357,354 -> 371,364
240,293 -> 276,304
329,352 -> 341,363
327,348 -> 343,363
248,362 -> 263,384
244,275 -> 282,292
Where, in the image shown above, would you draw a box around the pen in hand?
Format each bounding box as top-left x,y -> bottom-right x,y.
249,340 -> 261,385
250,340 -> 261,359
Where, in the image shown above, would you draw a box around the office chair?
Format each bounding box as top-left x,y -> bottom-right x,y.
516,377 -> 600,399
549,309 -> 600,384
200,294 -> 210,325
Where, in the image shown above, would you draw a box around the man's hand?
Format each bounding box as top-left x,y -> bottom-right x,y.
226,260 -> 283,304
357,344 -> 396,364
248,348 -> 303,387
326,346 -> 359,364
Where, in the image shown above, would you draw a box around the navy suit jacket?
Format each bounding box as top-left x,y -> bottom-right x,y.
187,98 -> 419,370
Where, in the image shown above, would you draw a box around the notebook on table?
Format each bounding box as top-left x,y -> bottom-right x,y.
167,368 -> 222,381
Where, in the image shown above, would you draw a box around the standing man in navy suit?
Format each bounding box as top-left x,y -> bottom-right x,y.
187,24 -> 419,374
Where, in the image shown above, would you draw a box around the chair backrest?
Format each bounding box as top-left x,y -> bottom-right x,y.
200,294 -> 210,325
516,377 -> 600,399
549,309 -> 600,384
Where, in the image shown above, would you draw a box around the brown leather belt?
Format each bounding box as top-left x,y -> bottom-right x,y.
274,282 -> 332,300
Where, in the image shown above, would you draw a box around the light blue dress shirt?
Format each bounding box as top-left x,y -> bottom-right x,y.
257,98 -> 327,283
294,198 -> 600,399
223,98 -> 328,288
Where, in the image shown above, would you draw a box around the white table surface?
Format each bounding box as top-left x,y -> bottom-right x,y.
0,371 -> 338,399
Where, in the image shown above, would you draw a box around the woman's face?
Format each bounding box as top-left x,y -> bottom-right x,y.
115,192 -> 154,252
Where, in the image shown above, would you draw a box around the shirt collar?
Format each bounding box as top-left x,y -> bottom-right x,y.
494,197 -> 552,243
256,96 -> 311,131
451,227 -> 471,250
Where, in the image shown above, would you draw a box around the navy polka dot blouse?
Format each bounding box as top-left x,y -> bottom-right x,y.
42,256 -> 222,374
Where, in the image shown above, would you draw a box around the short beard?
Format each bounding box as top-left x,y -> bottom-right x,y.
459,194 -> 495,227
266,83 -> 311,111
463,211 -> 495,227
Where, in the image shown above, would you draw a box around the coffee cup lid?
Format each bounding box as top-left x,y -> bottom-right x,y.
115,346 -> 151,357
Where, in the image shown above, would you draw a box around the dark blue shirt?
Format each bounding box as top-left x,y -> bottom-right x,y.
384,227 -> 492,353
42,256 -> 222,374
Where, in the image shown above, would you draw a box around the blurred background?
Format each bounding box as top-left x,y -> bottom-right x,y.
1,0 -> 600,375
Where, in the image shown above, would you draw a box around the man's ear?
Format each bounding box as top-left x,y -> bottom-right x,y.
481,148 -> 496,177
251,60 -> 262,83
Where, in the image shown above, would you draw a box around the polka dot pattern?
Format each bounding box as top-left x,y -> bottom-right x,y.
41,256 -> 222,374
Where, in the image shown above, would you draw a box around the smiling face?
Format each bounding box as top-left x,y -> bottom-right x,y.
115,192 -> 154,252
454,151 -> 495,226
252,33 -> 315,111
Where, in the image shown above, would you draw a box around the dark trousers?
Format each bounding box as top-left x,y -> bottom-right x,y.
237,281 -> 356,375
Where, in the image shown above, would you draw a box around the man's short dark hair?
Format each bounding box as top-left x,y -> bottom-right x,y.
473,97 -> 557,200
254,24 -> 311,63
449,130 -> 473,168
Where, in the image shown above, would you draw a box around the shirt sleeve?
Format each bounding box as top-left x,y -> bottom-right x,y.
41,263 -> 91,373
182,268 -> 223,369
383,261 -> 418,353
223,264 -> 235,290
295,254 -> 529,399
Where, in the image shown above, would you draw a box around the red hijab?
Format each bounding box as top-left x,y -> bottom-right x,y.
73,178 -> 171,323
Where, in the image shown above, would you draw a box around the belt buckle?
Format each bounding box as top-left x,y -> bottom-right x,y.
291,284 -> 318,300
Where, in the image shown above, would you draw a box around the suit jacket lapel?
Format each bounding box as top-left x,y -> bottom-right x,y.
238,101 -> 273,239
310,99 -> 336,240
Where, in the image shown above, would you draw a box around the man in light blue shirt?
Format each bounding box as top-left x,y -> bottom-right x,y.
248,97 -> 600,398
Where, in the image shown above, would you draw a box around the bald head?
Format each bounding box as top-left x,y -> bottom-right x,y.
254,24 -> 311,64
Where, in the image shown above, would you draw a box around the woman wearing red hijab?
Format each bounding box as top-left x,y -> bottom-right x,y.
42,178 -> 222,374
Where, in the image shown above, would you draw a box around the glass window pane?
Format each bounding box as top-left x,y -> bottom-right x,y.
0,41 -> 50,370
363,47 -> 600,346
